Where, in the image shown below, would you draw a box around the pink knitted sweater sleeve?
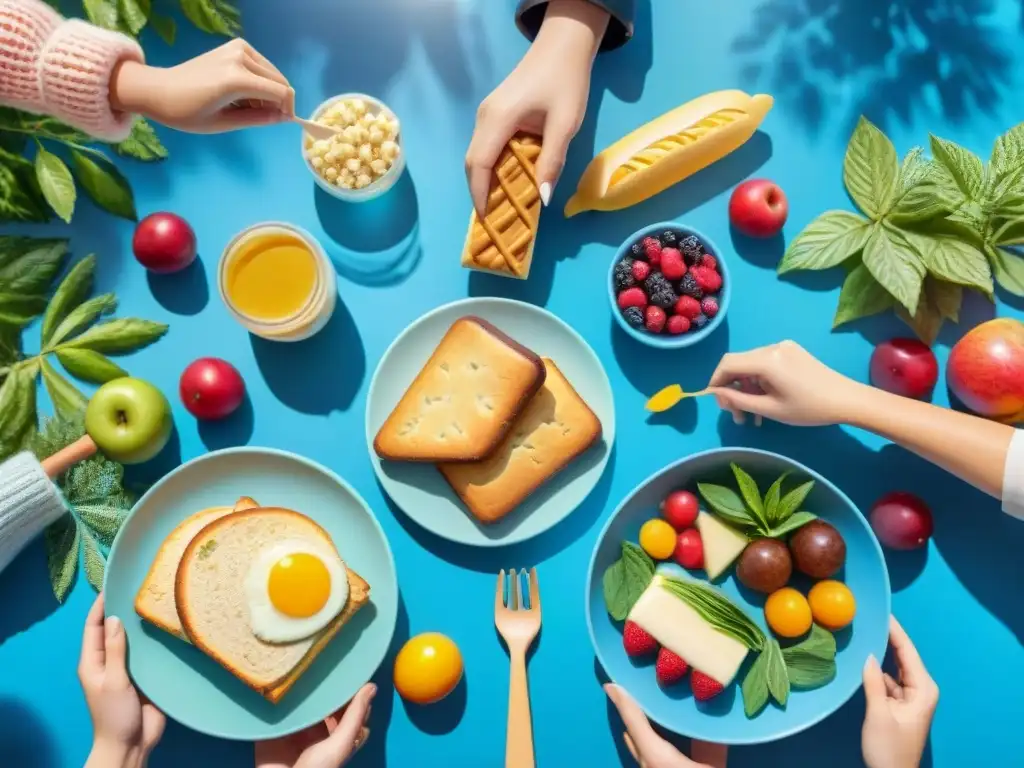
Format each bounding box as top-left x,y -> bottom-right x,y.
0,0 -> 144,141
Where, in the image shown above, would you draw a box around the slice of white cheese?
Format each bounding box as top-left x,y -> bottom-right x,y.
696,511 -> 749,581
627,578 -> 749,687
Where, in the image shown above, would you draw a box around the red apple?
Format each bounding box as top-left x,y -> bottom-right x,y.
870,338 -> 938,399
729,179 -> 788,238
179,358 -> 245,420
133,212 -> 197,274
870,492 -> 933,550
948,318 -> 1024,422
674,529 -> 704,569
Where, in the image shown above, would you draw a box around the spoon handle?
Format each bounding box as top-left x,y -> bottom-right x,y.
293,116 -> 339,141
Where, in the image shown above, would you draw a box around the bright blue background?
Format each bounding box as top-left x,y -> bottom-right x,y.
2,0 -> 1023,766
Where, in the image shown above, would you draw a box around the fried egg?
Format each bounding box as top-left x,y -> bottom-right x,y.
244,539 -> 349,643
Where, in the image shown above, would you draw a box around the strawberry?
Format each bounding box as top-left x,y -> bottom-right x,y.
645,305 -> 667,333
623,621 -> 658,657
666,315 -> 691,335
701,296 -> 719,318
700,253 -> 718,270
673,295 -> 701,320
655,648 -> 689,685
691,671 -> 724,701
691,266 -> 723,293
660,248 -> 686,280
617,287 -> 648,310
631,260 -> 651,282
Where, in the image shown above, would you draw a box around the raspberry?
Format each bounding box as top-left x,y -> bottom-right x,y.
631,260 -> 651,281
701,296 -> 719,317
660,248 -> 686,280
642,236 -> 663,266
644,274 -> 677,309
622,306 -> 644,327
674,295 -> 701,320
660,230 -> 680,248
679,235 -> 703,265
614,258 -> 637,290
617,287 -> 647,310
666,315 -> 691,335
701,253 -> 718,270
679,273 -> 703,300
694,313 -> 709,329
645,305 -> 667,333
691,266 -> 723,293
641,236 -> 660,251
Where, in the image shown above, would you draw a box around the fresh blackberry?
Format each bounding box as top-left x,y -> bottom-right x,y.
645,273 -> 678,309
630,241 -> 645,258
694,313 -> 709,329
660,230 -> 680,248
679,273 -> 704,300
614,257 -> 637,290
679,235 -> 704,266
622,306 -> 645,327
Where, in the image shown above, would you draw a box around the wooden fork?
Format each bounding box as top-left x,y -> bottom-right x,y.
495,568 -> 541,768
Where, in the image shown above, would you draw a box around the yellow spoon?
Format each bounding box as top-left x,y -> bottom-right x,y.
645,384 -> 713,413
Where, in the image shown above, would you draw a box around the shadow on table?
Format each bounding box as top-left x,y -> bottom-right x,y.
147,257 -> 210,317
0,539 -> 59,646
198,394 -> 256,451
250,299 -> 365,415
360,595 -> 412,765
0,699 -> 57,768
731,0 -> 1013,137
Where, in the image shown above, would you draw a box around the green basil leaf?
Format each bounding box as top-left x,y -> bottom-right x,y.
766,639 -> 790,706
862,225 -> 925,315
77,501 -> 128,548
83,0 -> 119,29
889,148 -> 950,224
602,541 -> 655,621
0,293 -> 48,327
990,122 -> 1024,183
785,660 -> 836,689
730,463 -> 767,530
149,12 -> 177,44
0,361 -> 37,459
112,117 -> 167,162
41,358 -> 87,419
742,649 -> 771,717
180,0 -> 242,36
992,216 -> 1024,247
70,149 -> 136,220
118,0 -> 149,34
82,529 -> 106,591
697,482 -> 758,529
899,228 -> 993,297
0,146 -> 49,222
775,479 -> 815,523
41,254 -> 95,346
45,514 -> 79,603
783,624 -> 837,664
763,472 -> 788,525
778,211 -> 870,273
833,262 -> 895,328
56,348 -> 127,384
45,293 -> 118,349
34,144 -> 76,223
768,511 -> 817,539
843,116 -> 898,219
61,318 -> 168,354
929,134 -> 985,202
0,237 -> 67,294
898,278 -> 962,345
987,245 -> 1024,296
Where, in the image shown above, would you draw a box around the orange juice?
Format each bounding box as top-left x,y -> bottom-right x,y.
225,232 -> 317,321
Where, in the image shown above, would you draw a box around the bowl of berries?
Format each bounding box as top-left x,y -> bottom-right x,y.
610,223 -> 729,348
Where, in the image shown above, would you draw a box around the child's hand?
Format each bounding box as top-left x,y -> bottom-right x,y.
604,684 -> 726,767
861,618 -> 938,768
709,341 -> 864,427
110,39 -> 295,133
465,0 -> 608,216
254,683 -> 376,768
80,594 -> 165,768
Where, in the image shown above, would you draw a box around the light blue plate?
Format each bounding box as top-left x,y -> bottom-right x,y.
104,447 -> 398,741
586,448 -> 890,745
366,297 -> 615,547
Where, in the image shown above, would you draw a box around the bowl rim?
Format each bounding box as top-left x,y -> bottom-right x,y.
302,92 -> 404,201
584,446 -> 892,745
608,221 -> 730,349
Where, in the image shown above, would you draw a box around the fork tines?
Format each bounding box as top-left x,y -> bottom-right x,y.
496,568 -> 540,612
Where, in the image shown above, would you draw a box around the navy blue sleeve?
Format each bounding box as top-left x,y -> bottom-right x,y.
515,0 -> 635,51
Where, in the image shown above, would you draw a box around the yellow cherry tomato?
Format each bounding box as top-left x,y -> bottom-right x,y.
764,587 -> 813,638
808,580 -> 857,631
393,632 -> 463,704
639,519 -> 676,560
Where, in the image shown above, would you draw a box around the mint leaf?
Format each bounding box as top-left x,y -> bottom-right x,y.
0,146 -> 49,222
775,479 -> 814,523
778,211 -> 870,273
766,639 -> 790,706
180,0 -> 241,36
112,118 -> 167,162
783,625 -> 837,689
862,225 -> 925,315
45,293 -> 117,349
742,649 -> 771,717
70,149 -> 136,221
45,514 -> 79,603
930,134 -> 985,202
698,482 -> 758,529
993,216 -> 1024,247
34,144 -> 75,223
42,255 -> 95,346
900,229 -> 993,297
41,358 -> 87,419
990,122 -> 1024,183
118,0 -> 149,34
83,0 -> 119,29
56,348 -> 127,383
603,541 -> 655,621
730,463 -> 767,531
897,278 -> 962,344
987,245 -> 1024,296
0,237 -> 67,294
763,472 -> 788,525
768,511 -> 817,539
833,262 -> 896,328
61,318 -> 168,354
843,117 -> 898,220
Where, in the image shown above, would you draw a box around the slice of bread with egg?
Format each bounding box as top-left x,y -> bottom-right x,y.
175,507 -> 369,703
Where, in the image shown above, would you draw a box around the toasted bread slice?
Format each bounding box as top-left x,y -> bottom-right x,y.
134,496 -> 256,640
175,507 -> 369,703
439,358 -> 601,523
373,316 -> 546,462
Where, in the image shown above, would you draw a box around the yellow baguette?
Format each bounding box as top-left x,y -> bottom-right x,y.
564,90 -> 773,217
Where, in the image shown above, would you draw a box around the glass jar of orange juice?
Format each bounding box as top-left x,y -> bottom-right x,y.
218,222 -> 336,341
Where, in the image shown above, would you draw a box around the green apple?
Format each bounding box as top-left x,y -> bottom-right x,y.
85,378 -> 173,464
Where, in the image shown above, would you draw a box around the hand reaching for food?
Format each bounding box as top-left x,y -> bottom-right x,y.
861,618 -> 938,768
465,0 -> 609,216
254,683 -> 376,768
110,39 -> 295,134
80,594 -> 166,768
604,684 -> 726,767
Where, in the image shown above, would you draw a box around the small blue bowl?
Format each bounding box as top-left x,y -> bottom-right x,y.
586,448 -> 890,745
609,222 -> 730,348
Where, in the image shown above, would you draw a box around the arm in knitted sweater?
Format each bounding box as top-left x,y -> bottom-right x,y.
0,0 -> 143,141
0,452 -> 67,573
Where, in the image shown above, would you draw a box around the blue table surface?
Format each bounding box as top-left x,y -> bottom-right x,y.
3,1 -> 1023,766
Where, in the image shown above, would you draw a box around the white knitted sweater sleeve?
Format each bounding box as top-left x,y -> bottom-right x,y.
0,452 -> 68,573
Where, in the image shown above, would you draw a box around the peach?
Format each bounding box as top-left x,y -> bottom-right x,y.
947,318 -> 1024,422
